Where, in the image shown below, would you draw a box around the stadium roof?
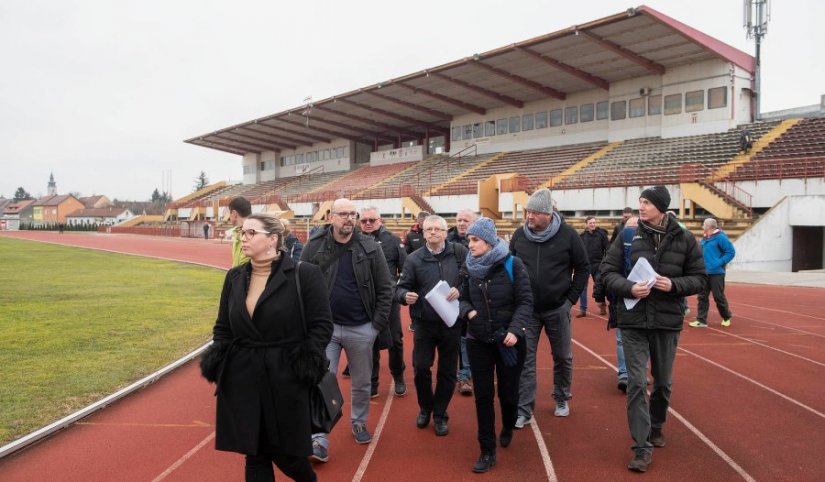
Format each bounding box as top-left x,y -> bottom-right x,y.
186,5 -> 754,156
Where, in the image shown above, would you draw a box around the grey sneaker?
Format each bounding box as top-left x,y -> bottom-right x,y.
628,451 -> 652,472
309,440 -> 328,463
554,400 -> 570,417
352,422 -> 372,444
514,414 -> 532,429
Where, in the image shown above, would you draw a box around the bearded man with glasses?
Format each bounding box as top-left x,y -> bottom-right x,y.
300,198 -> 393,462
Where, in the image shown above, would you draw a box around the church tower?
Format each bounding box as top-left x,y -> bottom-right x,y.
47,171 -> 57,196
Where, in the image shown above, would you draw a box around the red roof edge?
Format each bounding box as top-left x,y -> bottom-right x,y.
638,5 -> 754,73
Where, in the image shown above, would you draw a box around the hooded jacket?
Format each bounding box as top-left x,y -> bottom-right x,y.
701,230 -> 735,275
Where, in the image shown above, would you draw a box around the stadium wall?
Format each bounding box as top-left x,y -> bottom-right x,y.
735,179 -> 825,208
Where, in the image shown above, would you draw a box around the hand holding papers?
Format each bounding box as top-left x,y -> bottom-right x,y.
424,280 -> 459,327
624,257 -> 658,310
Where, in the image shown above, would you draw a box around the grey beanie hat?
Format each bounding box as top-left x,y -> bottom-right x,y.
466,217 -> 498,246
640,185 -> 671,214
526,188 -> 553,214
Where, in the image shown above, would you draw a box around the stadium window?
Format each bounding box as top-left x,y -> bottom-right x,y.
451,126 -> 461,141
535,111 -> 548,128
549,109 -> 563,127
473,122 -> 484,138
463,124 -> 472,140
664,94 -> 682,115
596,101 -> 609,120
243,165 -> 253,174
296,153 -> 304,163
485,120 -> 495,136
497,118 -> 508,135
629,98 -> 645,118
685,90 -> 704,112
708,87 -> 727,109
280,156 -> 286,167
648,95 -> 662,115
610,101 -> 627,121
523,113 -> 534,131
580,104 -> 594,122
564,106 -> 578,125
260,161 -> 265,171
509,116 -> 521,133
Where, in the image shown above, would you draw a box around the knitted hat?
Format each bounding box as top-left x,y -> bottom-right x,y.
466,217 -> 498,246
640,185 -> 671,214
526,188 -> 553,214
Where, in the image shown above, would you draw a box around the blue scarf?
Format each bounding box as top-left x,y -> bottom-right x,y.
522,211 -> 562,243
465,238 -> 510,279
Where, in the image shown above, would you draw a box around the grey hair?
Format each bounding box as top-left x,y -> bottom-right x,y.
423,215 -> 448,231
246,213 -> 285,250
360,205 -> 381,217
703,218 -> 718,229
456,209 -> 478,221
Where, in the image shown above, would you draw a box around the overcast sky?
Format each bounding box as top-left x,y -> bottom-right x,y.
1,0 -> 821,201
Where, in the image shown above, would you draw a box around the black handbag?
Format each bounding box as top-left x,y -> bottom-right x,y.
296,262 -> 344,433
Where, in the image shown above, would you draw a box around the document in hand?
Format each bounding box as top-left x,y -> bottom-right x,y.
424,280 -> 459,327
623,257 -> 658,310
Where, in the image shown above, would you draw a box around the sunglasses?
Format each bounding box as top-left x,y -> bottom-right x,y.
359,218 -> 379,224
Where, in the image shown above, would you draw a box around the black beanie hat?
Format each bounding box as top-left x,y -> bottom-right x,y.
640,185 -> 670,214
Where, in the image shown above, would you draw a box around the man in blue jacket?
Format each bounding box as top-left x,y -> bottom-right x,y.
690,218 -> 735,327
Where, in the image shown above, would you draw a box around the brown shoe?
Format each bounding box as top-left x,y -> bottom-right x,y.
575,311 -> 587,318
649,427 -> 666,447
598,303 -> 607,315
628,451 -> 652,472
458,380 -> 473,395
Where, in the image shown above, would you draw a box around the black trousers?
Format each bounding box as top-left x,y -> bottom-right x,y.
697,273 -> 732,322
467,337 -> 525,455
412,319 -> 461,419
245,453 -> 316,482
372,299 -> 405,388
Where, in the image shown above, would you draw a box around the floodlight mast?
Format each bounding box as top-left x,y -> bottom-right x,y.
744,0 -> 770,120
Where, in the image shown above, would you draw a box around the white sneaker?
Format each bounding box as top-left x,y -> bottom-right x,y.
514,414 -> 532,429
554,400 -> 570,417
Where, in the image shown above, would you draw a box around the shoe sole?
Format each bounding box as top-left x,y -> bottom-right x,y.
371,393 -> 379,399
472,462 -> 496,473
394,389 -> 407,397
689,323 -> 707,328
309,454 -> 328,463
514,418 -> 531,429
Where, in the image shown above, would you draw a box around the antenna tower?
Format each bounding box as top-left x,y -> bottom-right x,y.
744,0 -> 770,120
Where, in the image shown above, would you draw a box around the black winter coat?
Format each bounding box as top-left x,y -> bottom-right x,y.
447,227 -> 469,248
396,242 -> 468,324
301,226 -> 394,332
366,225 -> 406,280
509,223 -> 590,312
459,255 -> 534,342
600,218 -> 706,331
581,227 -> 610,268
404,224 -> 425,254
212,256 -> 333,457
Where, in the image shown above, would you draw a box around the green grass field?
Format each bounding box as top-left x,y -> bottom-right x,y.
0,238 -> 225,445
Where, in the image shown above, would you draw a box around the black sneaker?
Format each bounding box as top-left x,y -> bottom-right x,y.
649,427 -> 666,447
472,453 -> 496,473
434,417 -> 449,436
628,451 -> 652,472
370,386 -> 379,399
342,366 -> 351,378
499,429 -> 513,448
309,440 -> 328,463
617,379 -> 628,393
393,377 -> 407,396
416,410 -> 431,429
352,422 -> 372,445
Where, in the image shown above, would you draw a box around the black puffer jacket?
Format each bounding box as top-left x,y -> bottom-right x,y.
600,218 -> 706,331
396,242 -> 468,324
459,255 -> 534,342
366,225 -> 406,280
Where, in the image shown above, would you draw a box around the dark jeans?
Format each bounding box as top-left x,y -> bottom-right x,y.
467,337 -> 525,454
245,453 -> 316,482
622,328 -> 680,455
697,274 -> 732,322
412,319 -> 461,419
372,299 -> 405,388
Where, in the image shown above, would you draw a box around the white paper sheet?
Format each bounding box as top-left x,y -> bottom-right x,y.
424,280 -> 459,327
623,257 -> 659,310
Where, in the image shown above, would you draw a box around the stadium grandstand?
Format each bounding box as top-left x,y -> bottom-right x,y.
167,5 -> 823,272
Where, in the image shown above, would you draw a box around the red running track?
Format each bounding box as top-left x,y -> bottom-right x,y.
1,231 -> 824,481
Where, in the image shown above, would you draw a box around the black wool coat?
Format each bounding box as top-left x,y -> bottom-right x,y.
212,256 -> 333,457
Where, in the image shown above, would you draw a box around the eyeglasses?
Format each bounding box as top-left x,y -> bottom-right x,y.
240,228 -> 271,239
359,218 -> 379,224
424,227 -> 446,232
333,211 -> 357,219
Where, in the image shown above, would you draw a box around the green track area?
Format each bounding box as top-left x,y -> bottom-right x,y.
0,238 -> 224,445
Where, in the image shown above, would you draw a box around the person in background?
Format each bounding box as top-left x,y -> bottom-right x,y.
228,196 -> 252,267
281,218 -> 304,262
204,213 -> 333,482
610,207 -> 634,243
605,215 -> 639,393
202,222 -> 210,240
459,217 -> 533,473
690,218 -> 735,328
404,211 -> 430,254
601,185 -> 706,473
448,208 -> 478,396
578,216 -> 610,317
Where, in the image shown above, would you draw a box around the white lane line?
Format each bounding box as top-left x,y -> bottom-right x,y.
573,339 -> 756,482
679,347 -> 825,420
730,302 -> 825,322
702,327 -> 825,368
725,314 -> 825,339
151,431 -> 215,482
352,382 -> 396,482
529,418 -> 558,482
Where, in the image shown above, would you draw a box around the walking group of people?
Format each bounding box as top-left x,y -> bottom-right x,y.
202,184 -> 738,479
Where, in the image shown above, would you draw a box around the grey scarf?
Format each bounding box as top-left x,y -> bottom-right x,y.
522,211 -> 562,243
465,238 -> 510,279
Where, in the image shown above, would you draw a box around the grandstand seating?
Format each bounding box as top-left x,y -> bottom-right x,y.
287,162 -> 417,203
360,153 -> 496,198
431,143 -> 607,195
750,117 -> 825,160
554,121 -> 781,189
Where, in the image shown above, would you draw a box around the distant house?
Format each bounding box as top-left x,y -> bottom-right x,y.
0,198 -> 11,228
31,195 -> 84,226
79,195 -> 112,209
1,199 -> 35,230
65,207 -> 134,226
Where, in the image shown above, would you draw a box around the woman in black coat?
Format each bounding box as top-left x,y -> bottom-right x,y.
458,218 -> 534,474
203,213 -> 333,482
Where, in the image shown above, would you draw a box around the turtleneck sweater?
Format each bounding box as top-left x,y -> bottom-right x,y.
246,254 -> 278,317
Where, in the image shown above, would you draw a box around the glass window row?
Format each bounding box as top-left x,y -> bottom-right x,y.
280,146 -> 348,167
